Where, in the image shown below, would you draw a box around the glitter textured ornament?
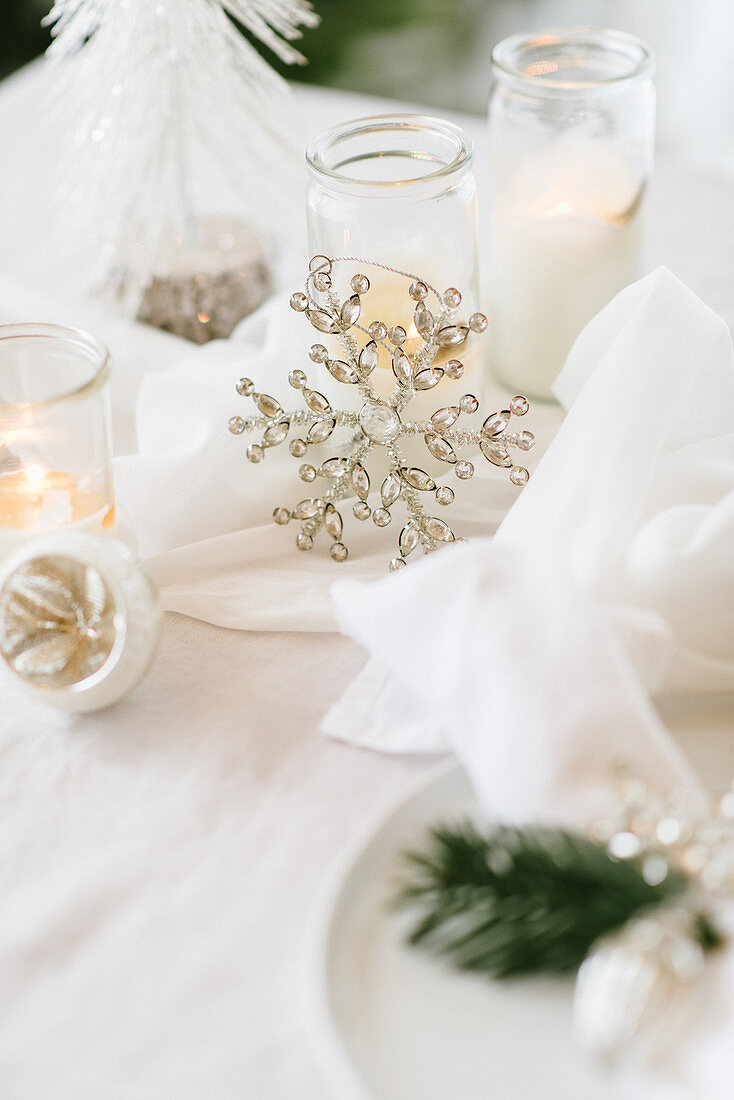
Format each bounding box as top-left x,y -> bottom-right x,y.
0,534 -> 160,713
229,256 -> 534,568
136,218 -> 273,343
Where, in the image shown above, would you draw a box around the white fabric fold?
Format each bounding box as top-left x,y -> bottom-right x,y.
499,267 -> 734,692
325,540 -> 701,825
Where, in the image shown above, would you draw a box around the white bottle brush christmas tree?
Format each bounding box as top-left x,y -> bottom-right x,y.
43,0 -> 319,336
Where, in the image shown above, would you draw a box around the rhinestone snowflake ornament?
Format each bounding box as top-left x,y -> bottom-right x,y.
229,256 -> 535,569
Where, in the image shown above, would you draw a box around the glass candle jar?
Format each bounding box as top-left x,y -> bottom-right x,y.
487,29 -> 655,401
306,115 -> 482,409
0,324 -> 114,558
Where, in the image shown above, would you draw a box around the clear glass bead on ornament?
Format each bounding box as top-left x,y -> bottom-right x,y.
359,401 -> 401,444
469,312 -> 488,333
305,389 -> 331,414
351,464 -> 370,500
330,542 -> 348,562
289,369 -> 307,389
399,522 -> 420,556
425,435 -> 456,464
445,360 -> 464,380
324,505 -> 343,538
431,406 -> 460,431
424,516 -> 454,541
414,303 -> 435,337
290,292 -> 308,312
389,325 -> 406,346
455,460 -> 474,480
483,412 -> 509,438
320,457 -> 348,478
358,341 -> 379,376
409,281 -> 428,301
369,321 -> 388,341
254,393 -> 282,418
510,466 -> 530,486
313,271 -> 332,292
307,419 -> 336,444
510,395 -> 529,416
236,377 -> 254,396
436,486 -> 454,506
228,416 -> 245,434
296,532 -> 313,551
353,501 -> 371,521
299,464 -> 316,482
247,444 -> 264,463
389,557 -> 406,571
273,507 -> 290,525
460,394 -> 479,414
402,467 -> 436,492
290,439 -> 307,457
443,287 -> 461,309
380,474 -> 401,507
310,344 -> 328,363
263,420 -> 289,447
351,273 -> 370,294
373,508 -> 391,527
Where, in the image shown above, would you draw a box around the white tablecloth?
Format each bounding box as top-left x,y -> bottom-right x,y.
1,64 -> 734,1098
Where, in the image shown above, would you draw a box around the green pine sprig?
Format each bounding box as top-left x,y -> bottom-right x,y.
395,821 -> 719,979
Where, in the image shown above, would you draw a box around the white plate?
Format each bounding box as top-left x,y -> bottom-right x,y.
320,761 -> 624,1100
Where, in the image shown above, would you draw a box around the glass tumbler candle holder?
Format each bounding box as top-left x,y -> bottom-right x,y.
0,324 -> 114,559
487,29 -> 655,401
306,114 -> 482,409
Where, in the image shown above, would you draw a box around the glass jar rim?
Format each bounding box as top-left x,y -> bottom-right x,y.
491,28 -> 654,92
0,323 -> 110,412
306,113 -> 475,190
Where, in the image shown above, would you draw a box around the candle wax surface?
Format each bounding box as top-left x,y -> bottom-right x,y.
0,468 -> 114,532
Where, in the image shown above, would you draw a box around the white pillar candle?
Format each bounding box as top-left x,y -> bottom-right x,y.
488,144 -> 643,401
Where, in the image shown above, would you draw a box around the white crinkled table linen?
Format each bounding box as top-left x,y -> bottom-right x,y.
0,60 -> 734,1100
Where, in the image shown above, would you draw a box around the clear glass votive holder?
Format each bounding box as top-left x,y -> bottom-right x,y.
487,28 -> 655,401
0,324 -> 114,559
306,114 -> 483,409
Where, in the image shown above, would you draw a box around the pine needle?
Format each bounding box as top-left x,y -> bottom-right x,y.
395,821 -> 693,978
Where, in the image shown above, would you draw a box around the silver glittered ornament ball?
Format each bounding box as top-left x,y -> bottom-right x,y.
0,534 -> 161,713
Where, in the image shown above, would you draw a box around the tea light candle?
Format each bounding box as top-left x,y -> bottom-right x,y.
0,463 -> 114,557
0,323 -> 115,561
306,115 -> 483,410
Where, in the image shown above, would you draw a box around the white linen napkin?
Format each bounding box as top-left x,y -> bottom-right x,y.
498,266 -> 734,694
324,539 -> 700,821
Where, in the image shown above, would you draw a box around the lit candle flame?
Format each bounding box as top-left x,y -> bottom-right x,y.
25,464 -> 46,484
